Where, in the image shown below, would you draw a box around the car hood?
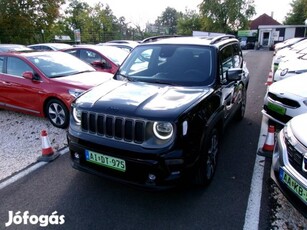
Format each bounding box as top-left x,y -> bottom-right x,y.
52,71 -> 113,89
76,79 -> 212,120
278,58 -> 307,72
269,74 -> 307,97
289,113 -> 307,147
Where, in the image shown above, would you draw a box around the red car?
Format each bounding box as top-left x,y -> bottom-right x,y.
62,45 -> 128,74
0,51 -> 113,128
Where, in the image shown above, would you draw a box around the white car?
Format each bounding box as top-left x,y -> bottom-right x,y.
272,39 -> 307,74
271,112 -> 307,217
262,73 -> 307,126
274,53 -> 307,82
273,37 -> 305,55
27,43 -> 73,51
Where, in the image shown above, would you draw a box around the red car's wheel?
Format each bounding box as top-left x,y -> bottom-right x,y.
46,99 -> 69,129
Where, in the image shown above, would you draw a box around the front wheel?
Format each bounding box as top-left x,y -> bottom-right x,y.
193,128 -> 220,186
45,99 -> 69,129
235,87 -> 247,121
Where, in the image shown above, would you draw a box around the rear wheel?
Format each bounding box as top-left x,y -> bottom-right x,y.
45,99 -> 69,129
194,128 -> 220,186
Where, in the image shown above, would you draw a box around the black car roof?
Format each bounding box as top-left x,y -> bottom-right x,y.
140,35 -> 238,47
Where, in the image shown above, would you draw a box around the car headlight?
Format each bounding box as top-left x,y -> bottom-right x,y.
69,89 -> 85,98
72,107 -> 82,124
153,122 -> 173,140
280,68 -> 288,76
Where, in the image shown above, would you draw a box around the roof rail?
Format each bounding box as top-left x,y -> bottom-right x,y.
209,34 -> 236,44
141,35 -> 182,43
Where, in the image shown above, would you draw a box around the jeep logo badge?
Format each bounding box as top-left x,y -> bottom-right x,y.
303,153 -> 307,172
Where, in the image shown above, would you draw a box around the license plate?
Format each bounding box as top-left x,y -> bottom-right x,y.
268,102 -> 286,115
279,168 -> 307,204
85,150 -> 126,172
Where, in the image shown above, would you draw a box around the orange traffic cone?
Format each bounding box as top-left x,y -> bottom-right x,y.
265,70 -> 273,86
257,125 -> 275,158
37,130 -> 59,162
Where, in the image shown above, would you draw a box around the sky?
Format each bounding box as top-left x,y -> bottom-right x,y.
86,0 -> 292,28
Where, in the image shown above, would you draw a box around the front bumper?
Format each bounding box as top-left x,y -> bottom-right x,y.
262,93 -> 307,127
262,108 -> 289,127
270,130 -> 307,218
67,132 -> 195,189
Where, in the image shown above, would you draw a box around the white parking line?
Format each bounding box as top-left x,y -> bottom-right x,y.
0,162 -> 47,190
243,116 -> 268,230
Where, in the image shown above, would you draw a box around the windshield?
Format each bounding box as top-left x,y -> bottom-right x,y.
116,44 -> 214,86
94,46 -> 128,65
27,52 -> 95,78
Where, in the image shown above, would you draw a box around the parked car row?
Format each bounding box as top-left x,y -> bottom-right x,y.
239,36 -> 257,50
0,51 -> 113,128
262,37 -> 307,218
27,43 -> 73,51
0,41 -> 134,128
0,44 -> 33,52
263,37 -> 307,127
271,37 -> 307,81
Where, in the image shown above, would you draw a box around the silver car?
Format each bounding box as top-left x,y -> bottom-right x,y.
271,112 -> 307,217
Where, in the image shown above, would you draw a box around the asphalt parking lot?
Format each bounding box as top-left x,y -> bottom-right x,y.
1,97 -> 306,229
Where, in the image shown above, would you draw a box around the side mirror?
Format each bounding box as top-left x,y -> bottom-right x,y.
22,71 -> 40,81
226,68 -> 243,81
22,71 -> 34,80
91,60 -> 108,69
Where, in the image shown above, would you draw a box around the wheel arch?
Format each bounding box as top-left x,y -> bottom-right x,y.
43,96 -> 69,118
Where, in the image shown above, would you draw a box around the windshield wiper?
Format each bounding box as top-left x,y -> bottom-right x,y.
147,79 -> 177,86
116,73 -> 135,82
71,70 -> 94,75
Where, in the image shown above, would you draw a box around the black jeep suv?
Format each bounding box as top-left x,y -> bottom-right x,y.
67,35 -> 249,188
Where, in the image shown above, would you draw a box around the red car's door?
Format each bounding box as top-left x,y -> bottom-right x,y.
0,57 -> 44,115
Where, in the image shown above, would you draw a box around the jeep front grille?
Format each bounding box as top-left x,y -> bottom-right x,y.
81,112 -> 146,144
268,92 -> 300,108
285,138 -> 307,179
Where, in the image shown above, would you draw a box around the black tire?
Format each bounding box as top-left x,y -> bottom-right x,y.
45,99 -> 69,129
235,87 -> 247,121
193,128 -> 220,186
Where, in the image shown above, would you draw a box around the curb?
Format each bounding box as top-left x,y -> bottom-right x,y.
0,147 -> 68,191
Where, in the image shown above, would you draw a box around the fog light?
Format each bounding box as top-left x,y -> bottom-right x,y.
148,174 -> 156,182
74,153 -> 80,159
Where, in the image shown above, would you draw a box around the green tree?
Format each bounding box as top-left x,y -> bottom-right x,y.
177,9 -> 202,35
284,0 -> 307,25
91,3 -> 119,42
0,0 -> 64,44
64,0 -> 91,43
64,1 -> 123,43
199,0 -> 255,33
156,7 -> 179,34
